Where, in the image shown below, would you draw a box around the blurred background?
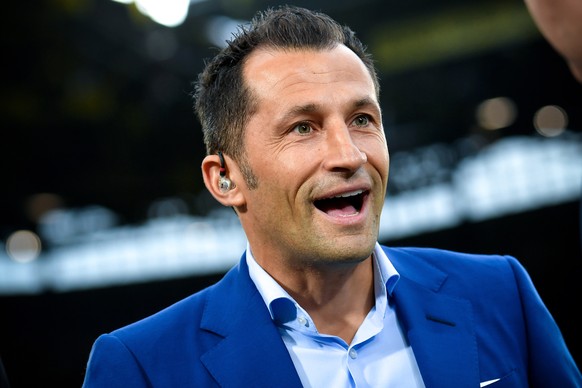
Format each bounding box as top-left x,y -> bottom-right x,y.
1,0 -> 581,386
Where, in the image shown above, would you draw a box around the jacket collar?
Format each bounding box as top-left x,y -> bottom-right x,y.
200,253 -> 302,387
386,247 -> 480,387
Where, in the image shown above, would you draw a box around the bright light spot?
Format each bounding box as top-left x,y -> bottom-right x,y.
135,0 -> 190,27
6,230 -> 42,263
534,105 -> 568,137
111,0 -> 209,27
476,97 -> 517,130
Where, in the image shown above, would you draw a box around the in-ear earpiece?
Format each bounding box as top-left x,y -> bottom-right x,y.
218,151 -> 232,192
219,176 -> 232,192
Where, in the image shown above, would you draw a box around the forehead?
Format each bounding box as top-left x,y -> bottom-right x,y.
242,45 -> 377,105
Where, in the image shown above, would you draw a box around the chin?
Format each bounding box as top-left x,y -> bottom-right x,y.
316,236 -> 377,264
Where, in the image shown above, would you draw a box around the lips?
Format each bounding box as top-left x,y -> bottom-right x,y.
313,189 -> 368,217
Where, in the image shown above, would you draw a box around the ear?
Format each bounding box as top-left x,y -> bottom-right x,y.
201,154 -> 246,208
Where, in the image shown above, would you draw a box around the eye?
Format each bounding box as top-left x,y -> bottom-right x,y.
352,115 -> 370,127
293,122 -> 313,135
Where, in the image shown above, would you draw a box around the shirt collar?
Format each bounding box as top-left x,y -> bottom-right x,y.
374,242 -> 400,296
246,243 -> 298,323
246,242 -> 400,324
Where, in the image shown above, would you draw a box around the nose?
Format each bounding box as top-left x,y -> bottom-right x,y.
321,125 -> 367,172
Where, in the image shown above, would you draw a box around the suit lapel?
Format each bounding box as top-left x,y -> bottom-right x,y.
387,248 -> 480,387
199,255 -> 302,388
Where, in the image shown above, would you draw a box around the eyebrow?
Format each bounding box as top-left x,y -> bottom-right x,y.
353,97 -> 381,115
278,97 -> 381,125
283,103 -> 318,119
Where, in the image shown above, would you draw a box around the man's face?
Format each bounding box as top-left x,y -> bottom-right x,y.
237,45 -> 389,270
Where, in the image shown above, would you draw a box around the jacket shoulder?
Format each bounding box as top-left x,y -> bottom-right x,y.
380,245 -> 527,300
382,245 -> 519,277
84,266 -> 242,386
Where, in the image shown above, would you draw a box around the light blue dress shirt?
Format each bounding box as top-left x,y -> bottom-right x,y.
246,242 -> 425,387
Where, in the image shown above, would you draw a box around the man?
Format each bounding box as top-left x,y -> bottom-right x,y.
524,0 -> 582,83
524,0 -> 582,256
83,6 -> 581,387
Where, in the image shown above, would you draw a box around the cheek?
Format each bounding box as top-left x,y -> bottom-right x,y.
361,138 -> 389,170
257,163 -> 301,200
262,159 -> 318,213
275,148 -> 320,178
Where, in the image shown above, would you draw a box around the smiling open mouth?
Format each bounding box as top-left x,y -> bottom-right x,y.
314,189 -> 368,217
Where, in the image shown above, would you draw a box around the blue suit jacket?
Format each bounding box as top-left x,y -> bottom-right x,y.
83,246 -> 581,387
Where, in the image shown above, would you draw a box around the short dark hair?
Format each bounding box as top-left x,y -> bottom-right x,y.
193,5 -> 379,188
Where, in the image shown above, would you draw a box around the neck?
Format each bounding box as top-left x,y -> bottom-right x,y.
275,257 -> 375,344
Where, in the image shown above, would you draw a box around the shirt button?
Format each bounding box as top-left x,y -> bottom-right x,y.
297,317 -> 307,326
349,348 -> 357,359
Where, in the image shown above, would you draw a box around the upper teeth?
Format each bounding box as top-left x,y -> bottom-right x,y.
333,190 -> 363,199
